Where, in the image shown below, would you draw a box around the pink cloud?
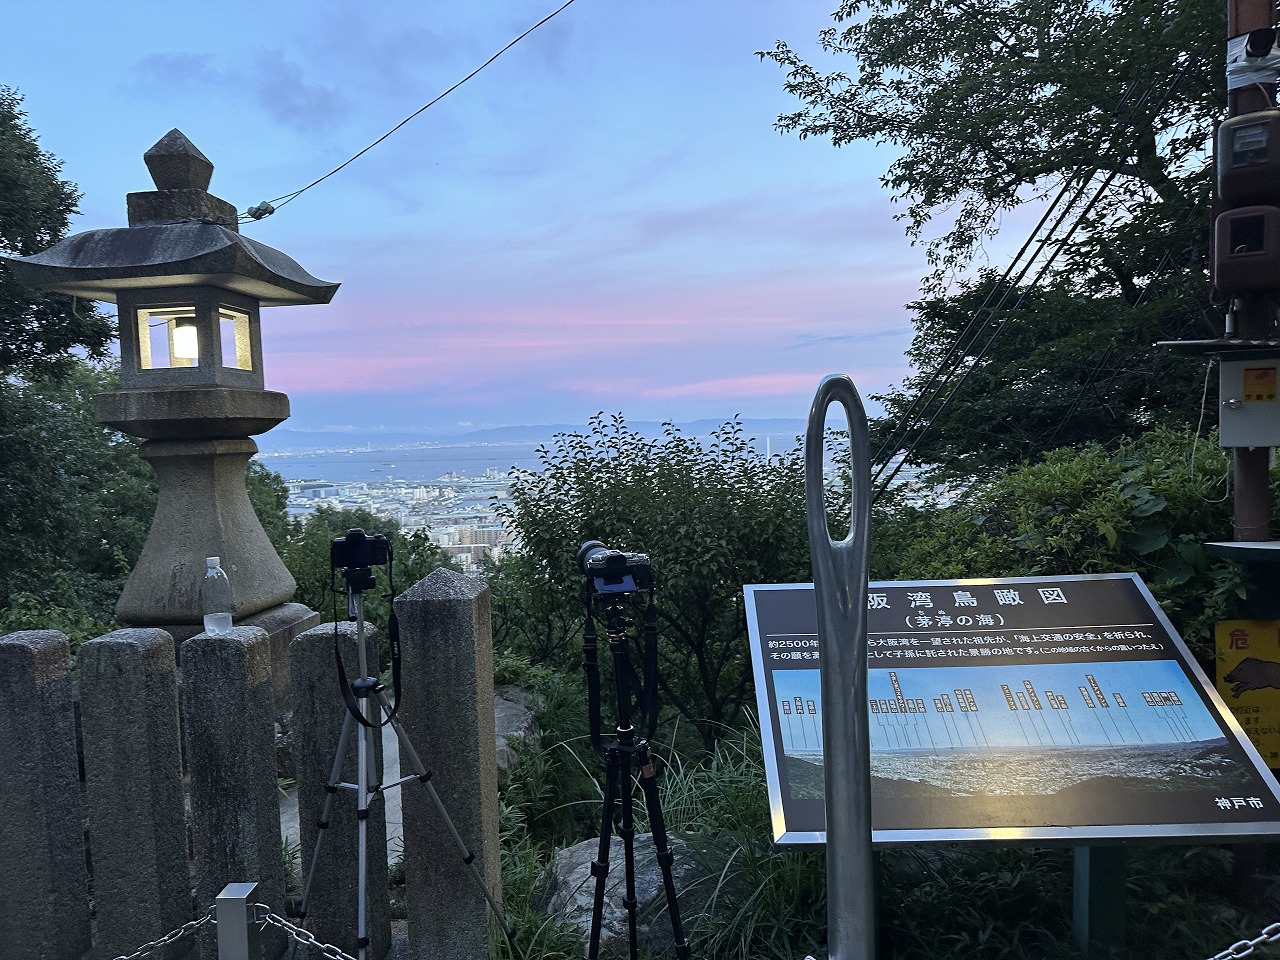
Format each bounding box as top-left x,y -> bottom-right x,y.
643,372 -> 827,399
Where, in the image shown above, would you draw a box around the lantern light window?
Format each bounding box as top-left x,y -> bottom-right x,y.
138,306 -> 199,369
219,307 -> 252,370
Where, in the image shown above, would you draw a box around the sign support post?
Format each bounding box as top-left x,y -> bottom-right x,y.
1073,846 -> 1127,960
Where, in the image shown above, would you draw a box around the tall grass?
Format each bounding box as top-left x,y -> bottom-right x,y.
493,681 -> 1280,959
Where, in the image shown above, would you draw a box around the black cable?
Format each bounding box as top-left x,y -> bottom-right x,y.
872,63 -> 1192,495
874,162 -> 1127,499
870,79 -> 1146,472
244,0 -> 581,219
875,68 -> 1179,479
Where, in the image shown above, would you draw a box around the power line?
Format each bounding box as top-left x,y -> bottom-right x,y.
240,0 -> 581,222
1039,193 -> 1207,450
871,63 -> 1193,499
870,76 -> 1147,475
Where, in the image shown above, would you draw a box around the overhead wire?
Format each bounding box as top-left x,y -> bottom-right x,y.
871,60 -> 1194,500
239,0 -> 581,222
872,164 -> 1126,498
869,163 -> 1103,471
869,77 -> 1146,479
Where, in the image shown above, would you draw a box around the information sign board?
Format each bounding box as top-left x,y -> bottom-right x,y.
745,574 -> 1280,845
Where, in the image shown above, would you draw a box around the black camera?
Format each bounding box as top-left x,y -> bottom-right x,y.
330,528 -> 390,569
578,540 -> 653,595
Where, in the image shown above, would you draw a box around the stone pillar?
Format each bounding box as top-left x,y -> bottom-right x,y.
181,627 -> 286,960
0,631 -> 91,960
78,628 -> 189,960
290,621 -> 390,960
394,569 -> 501,960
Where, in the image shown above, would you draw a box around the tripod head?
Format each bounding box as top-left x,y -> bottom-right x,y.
578,540 -> 660,753
332,528 -> 389,595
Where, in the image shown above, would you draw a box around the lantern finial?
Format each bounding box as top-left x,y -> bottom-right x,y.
143,129 -> 214,191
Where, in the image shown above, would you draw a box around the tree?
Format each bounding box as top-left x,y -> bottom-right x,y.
762,0 -> 1221,281
246,460 -> 292,551
763,0 -> 1224,473
870,427 -> 1249,667
869,272 -> 1217,480
0,87 -> 111,376
0,364 -> 154,639
498,414 -> 811,752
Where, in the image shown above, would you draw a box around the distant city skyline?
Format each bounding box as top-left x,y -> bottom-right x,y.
8,1 -> 930,434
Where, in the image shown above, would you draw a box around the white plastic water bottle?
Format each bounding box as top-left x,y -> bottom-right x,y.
201,556 -> 233,637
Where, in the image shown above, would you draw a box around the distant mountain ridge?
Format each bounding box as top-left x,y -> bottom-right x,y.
257,417 -> 806,454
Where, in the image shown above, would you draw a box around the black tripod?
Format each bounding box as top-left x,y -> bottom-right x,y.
292,547 -> 511,960
581,573 -> 691,960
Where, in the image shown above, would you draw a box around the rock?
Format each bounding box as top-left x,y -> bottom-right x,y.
494,685 -> 543,776
542,833 -> 704,959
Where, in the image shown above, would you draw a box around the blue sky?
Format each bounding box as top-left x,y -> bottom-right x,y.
7,1 -> 930,435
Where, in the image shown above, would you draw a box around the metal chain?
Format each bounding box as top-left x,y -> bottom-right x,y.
1207,922 -> 1280,960
253,904 -> 361,960
110,908 -> 215,960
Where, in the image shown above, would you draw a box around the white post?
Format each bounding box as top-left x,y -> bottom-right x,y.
215,883 -> 260,960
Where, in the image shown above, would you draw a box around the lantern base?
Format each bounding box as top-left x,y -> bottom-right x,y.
116,437 -> 296,625
150,602 -> 322,714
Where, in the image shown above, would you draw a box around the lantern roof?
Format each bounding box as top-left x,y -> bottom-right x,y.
0,129 -> 338,306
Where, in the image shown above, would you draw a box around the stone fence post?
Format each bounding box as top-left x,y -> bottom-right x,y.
0,631 -> 91,960
181,626 -> 286,960
394,568 -> 502,960
290,620 -> 390,960
79,629 -> 189,960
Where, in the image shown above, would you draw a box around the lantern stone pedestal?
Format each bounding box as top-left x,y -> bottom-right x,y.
95,391 -> 323,710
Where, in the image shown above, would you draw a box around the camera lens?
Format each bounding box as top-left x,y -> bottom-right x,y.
577,540 -> 608,574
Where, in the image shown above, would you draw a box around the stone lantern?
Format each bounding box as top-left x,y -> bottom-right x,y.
2,130 -> 337,652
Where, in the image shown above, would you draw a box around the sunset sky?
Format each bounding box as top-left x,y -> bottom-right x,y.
7,1 -> 932,437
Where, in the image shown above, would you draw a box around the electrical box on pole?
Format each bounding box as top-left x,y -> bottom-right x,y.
1215,110 -> 1280,294
1220,359 -> 1280,446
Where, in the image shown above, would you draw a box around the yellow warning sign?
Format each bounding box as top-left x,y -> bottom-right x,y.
1242,367 -> 1277,402
1216,620 -> 1280,767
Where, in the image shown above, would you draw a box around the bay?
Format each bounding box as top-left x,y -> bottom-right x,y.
255,442 -> 546,484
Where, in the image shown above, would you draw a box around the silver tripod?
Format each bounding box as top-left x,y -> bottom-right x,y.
292,571 -> 510,960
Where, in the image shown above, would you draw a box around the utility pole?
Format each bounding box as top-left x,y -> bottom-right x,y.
1162,1 -> 1280,601
1226,0 -> 1277,543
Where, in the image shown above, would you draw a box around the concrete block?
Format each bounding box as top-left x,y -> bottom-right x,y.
181,627 -> 286,960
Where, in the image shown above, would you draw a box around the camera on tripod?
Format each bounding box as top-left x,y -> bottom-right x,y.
331,528 -> 390,595
331,528 -> 390,569
578,540 -> 653,595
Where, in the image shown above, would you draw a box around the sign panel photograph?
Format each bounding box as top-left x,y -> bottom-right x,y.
745,574 -> 1280,845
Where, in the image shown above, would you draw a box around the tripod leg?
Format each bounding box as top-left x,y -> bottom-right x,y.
374,690 -> 514,940
588,748 -> 622,960
636,744 -> 691,960
355,714 -> 374,960
295,710 -> 356,922
619,762 -> 640,960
